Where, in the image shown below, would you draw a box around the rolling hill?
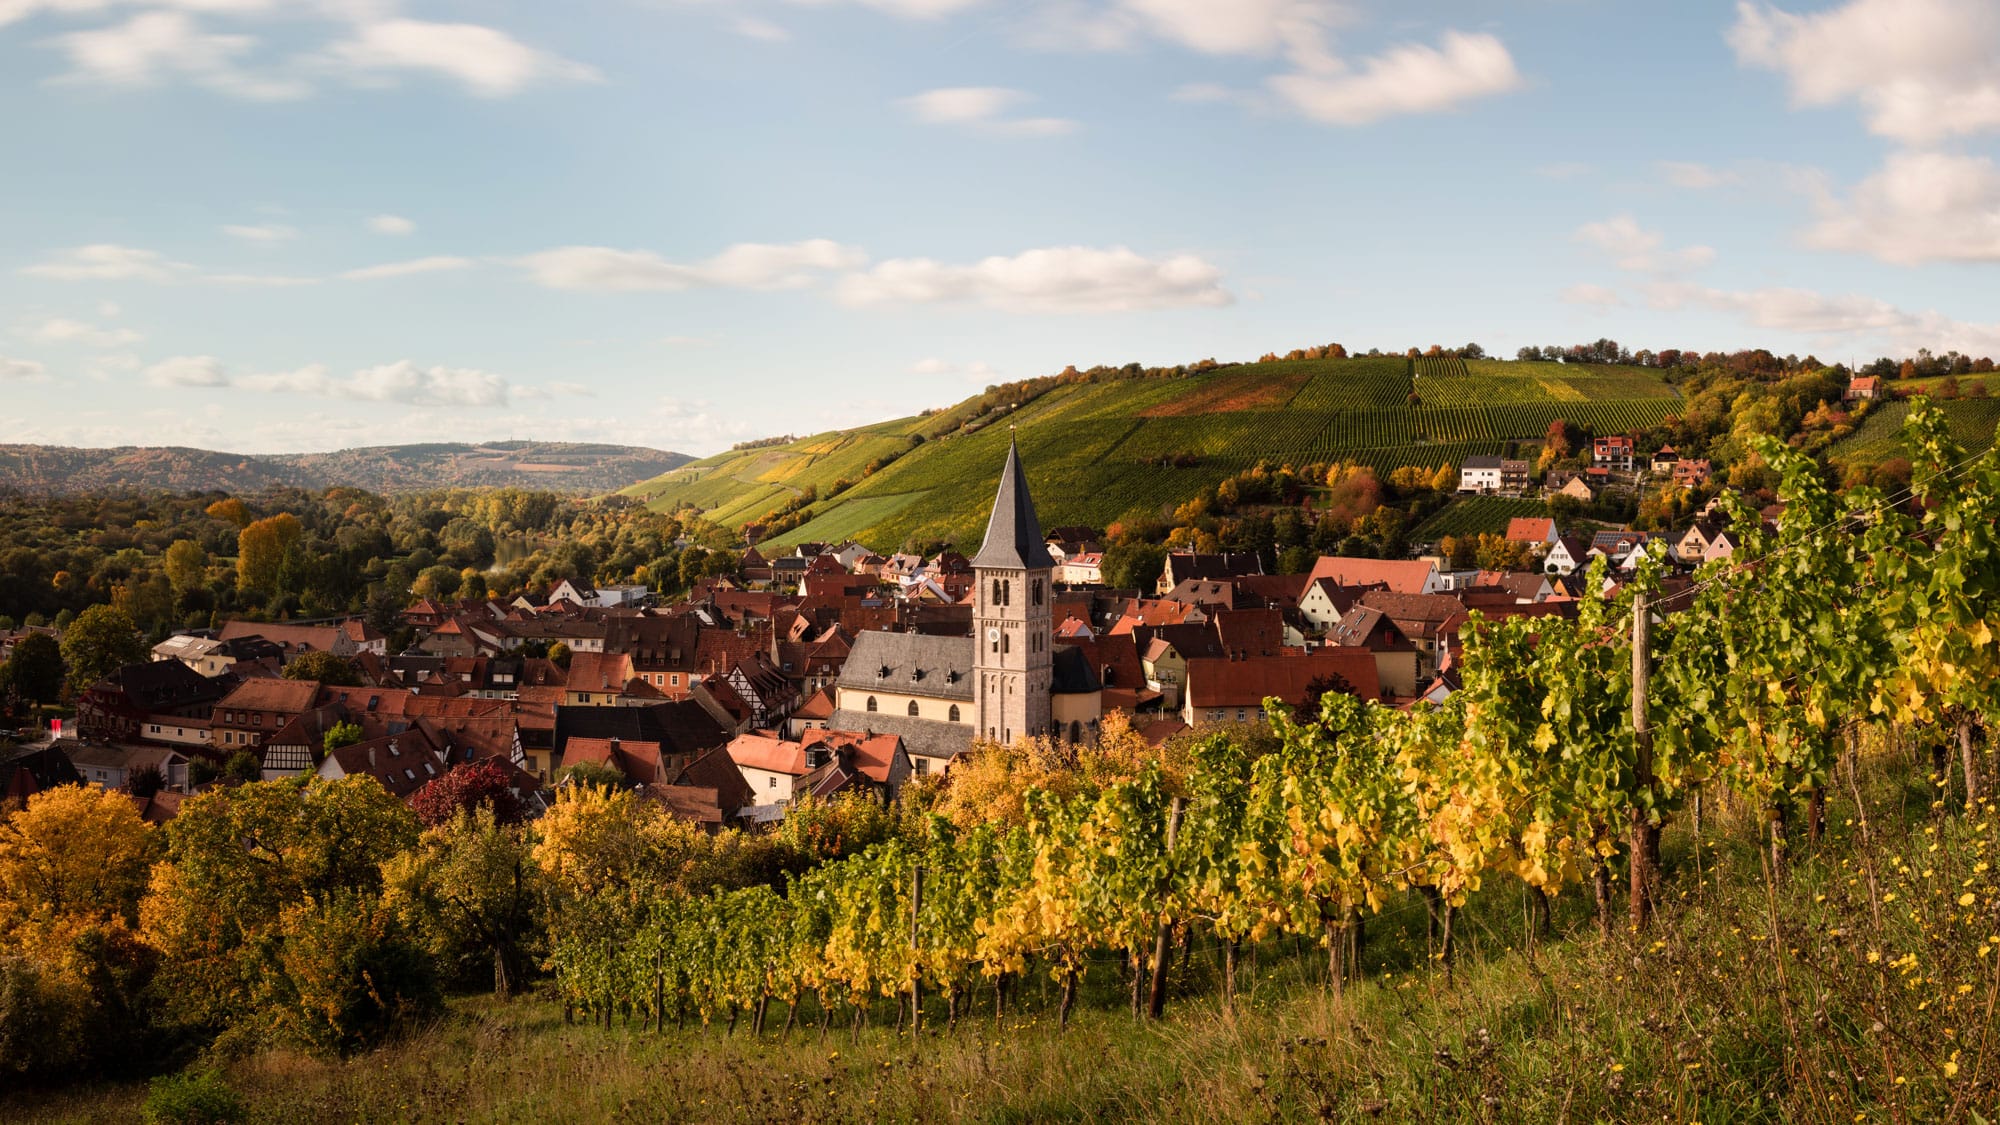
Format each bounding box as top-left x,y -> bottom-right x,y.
620,356 -> 1683,552
0,441 -> 693,496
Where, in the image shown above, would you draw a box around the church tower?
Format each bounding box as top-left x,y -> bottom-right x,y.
972,437 -> 1054,745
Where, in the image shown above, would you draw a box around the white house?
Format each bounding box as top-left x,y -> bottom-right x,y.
1057,552 -> 1104,585
1543,535 -> 1588,576
727,731 -> 812,807
1458,455 -> 1504,493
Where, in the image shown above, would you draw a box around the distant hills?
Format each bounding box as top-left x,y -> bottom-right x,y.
0,441 -> 694,496
619,356 -> 1686,552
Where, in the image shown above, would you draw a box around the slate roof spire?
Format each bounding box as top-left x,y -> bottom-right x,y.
971,435 -> 1055,570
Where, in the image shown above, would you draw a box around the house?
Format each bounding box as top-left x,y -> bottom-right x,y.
562,651 -> 637,707
1650,446 -> 1680,475
211,678 -> 323,753
1155,552 -> 1264,596
550,700 -> 733,782
152,634 -> 233,677
1593,436 -> 1636,473
1674,521 -> 1724,564
1504,517 -> 1559,553
1305,556 -> 1442,597
65,741 -> 186,792
216,619 -> 367,659
1181,649 -> 1382,727
1553,475 -> 1595,503
1298,578 -> 1382,632
316,732 -> 446,800
1326,606 -> 1419,698
1458,455 -> 1504,493
75,659 -> 231,744
1543,534 -> 1590,576
1057,552 -> 1104,585
1500,458 -> 1532,494
789,686 -> 835,737
1845,375 -> 1880,401
1358,591 -> 1469,679
561,736 -> 674,784
798,728 -> 912,796
1673,458 -> 1713,489
727,730 -> 813,806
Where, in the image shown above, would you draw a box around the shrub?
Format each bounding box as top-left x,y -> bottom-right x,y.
142,1070 -> 247,1125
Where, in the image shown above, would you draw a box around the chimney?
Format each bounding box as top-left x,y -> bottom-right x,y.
367,745 -> 377,771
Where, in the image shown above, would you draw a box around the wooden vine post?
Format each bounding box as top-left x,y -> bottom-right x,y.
909,863 -> 924,1040
1146,797 -> 1185,1021
1629,591 -> 1656,932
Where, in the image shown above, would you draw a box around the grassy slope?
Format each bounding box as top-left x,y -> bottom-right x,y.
624,359 -> 1680,553
16,757 -> 1991,1125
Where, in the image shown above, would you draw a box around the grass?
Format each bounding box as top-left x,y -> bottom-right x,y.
615,358 -> 1678,552
14,752 -> 1992,1124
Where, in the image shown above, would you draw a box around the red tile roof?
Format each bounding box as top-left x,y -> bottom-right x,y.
1305,557 -> 1436,595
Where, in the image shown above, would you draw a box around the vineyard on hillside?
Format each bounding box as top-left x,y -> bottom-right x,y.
628,356 -> 1684,552
1411,495 -> 1548,539
545,407 -> 1999,1122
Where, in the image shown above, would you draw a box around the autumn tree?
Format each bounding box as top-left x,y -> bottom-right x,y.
0,785 -> 154,936
204,497 -> 251,529
163,539 -> 208,601
323,721 -> 363,753
59,604 -> 146,694
282,650 -> 359,686
236,513 -> 302,596
140,776 -> 424,1047
383,807 -> 540,997
409,760 -> 525,828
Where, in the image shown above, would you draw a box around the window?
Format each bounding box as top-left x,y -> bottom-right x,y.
907,700 -> 920,717
1002,633 -> 1010,655
915,757 -> 929,774
1070,720 -> 1082,743
1237,709 -> 1247,722
866,696 -> 878,713
991,578 -> 1002,604
1032,579 -> 1044,606
769,776 -> 777,788
671,674 -> 681,686
948,704 -> 960,722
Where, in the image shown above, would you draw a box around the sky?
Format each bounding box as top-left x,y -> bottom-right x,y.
1,0 -> 1997,456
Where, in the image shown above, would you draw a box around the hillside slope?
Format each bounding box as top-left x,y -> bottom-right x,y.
0,441 -> 693,496
622,356 -> 1682,551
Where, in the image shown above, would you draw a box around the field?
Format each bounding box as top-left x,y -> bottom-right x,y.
1411,496 -> 1548,539
620,357 -> 1681,552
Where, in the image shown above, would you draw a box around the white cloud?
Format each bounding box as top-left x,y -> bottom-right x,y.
910,357 -> 1002,381
145,354 -> 230,387
317,18 -> 599,97
898,86 -> 1078,135
837,245 -> 1231,312
519,240 -> 866,292
1575,215 -> 1716,274
1646,280 -> 2000,356
1729,0 -> 2000,144
0,355 -> 48,381
1269,31 -> 1524,126
26,315 -> 142,346
512,380 -> 595,401
789,0 -> 982,19
340,255 -> 474,280
1659,161 -> 1736,190
367,213 -> 416,235
238,360 -> 512,406
1559,284 -> 1623,308
21,243 -> 189,281
222,222 -> 297,242
732,16 -> 789,42
47,10 -> 309,99
1804,151 -> 2000,265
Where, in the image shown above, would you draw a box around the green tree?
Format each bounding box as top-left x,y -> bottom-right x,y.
282,650 -> 359,686
1100,543 -> 1166,592
383,808 -> 541,997
548,641 -> 573,670
3,631 -> 65,709
323,721 -> 364,754
59,605 -> 146,694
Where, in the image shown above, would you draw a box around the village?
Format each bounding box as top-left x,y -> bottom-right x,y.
3,433 -> 1782,829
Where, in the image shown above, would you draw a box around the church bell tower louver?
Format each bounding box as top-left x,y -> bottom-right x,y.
971,436 -> 1054,745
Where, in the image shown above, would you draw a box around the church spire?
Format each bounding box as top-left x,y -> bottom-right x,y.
971,436 -> 1054,570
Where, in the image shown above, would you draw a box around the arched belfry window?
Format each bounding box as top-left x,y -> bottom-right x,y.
866,696 -> 878,712
948,704 -> 960,722
1032,579 -> 1044,606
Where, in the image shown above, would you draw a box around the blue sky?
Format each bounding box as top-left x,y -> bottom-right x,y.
2,0 -> 1996,455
